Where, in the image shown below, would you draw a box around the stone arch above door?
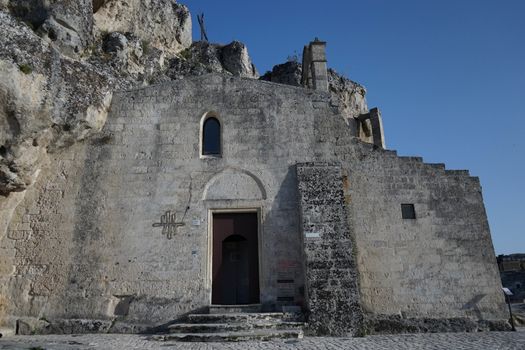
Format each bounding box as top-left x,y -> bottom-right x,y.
202,168 -> 266,201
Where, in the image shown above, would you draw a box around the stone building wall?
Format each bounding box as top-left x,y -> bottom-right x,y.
0,73 -> 508,334
336,142 -> 508,330
0,74 -> 356,329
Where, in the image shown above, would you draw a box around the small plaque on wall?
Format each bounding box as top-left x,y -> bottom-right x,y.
305,232 -> 321,239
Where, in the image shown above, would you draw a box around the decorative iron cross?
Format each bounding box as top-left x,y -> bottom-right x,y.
152,211 -> 185,240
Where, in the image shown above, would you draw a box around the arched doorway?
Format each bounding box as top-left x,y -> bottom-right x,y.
212,213 -> 259,305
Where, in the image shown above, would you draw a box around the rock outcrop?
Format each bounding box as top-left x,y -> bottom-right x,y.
2,0 -> 94,57
260,61 -> 302,87
327,68 -> 368,120
92,30 -> 168,83
166,41 -> 259,80
261,62 -> 368,119
0,11 -> 116,196
93,0 -> 192,55
0,1 -> 260,198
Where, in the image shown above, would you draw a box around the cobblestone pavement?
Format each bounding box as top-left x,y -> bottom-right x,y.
1,331 -> 525,350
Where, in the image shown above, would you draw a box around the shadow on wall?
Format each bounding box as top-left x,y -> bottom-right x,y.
7,1 -> 50,28
461,294 -> 487,320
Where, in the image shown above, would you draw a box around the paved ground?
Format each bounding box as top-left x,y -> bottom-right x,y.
1,331 -> 525,350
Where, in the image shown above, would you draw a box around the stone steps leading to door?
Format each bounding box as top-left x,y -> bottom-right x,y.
208,304 -> 262,314
151,309 -> 305,342
151,329 -> 304,342
167,321 -> 304,334
187,312 -> 302,324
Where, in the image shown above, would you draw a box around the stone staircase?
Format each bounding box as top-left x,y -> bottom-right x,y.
151,305 -> 305,342
379,150 -> 477,184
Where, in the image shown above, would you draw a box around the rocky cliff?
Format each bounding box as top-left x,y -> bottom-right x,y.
0,0 -> 260,200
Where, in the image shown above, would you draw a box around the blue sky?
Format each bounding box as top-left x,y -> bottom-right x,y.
183,0 -> 525,254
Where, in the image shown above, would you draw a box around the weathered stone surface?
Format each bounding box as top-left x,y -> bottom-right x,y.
153,310 -> 304,342
17,318 -> 112,335
152,329 -> 303,342
301,40 -> 328,91
328,68 -> 368,120
102,32 -> 128,54
4,0 -> 94,57
0,11 -> 115,196
220,41 -> 259,78
93,0 -> 192,55
15,317 -> 51,335
260,61 -> 302,87
96,31 -> 167,83
0,0 -> 49,27
38,0 -> 94,57
296,163 -> 363,336
340,140 -> 508,324
364,315 -> 511,335
166,41 -> 259,79
261,62 -> 367,120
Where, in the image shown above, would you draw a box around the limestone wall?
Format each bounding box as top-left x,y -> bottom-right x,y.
296,163 -> 363,336
0,74 -> 355,330
0,73 -> 507,334
338,142 -> 508,329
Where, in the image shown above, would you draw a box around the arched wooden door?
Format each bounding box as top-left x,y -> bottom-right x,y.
212,213 -> 259,305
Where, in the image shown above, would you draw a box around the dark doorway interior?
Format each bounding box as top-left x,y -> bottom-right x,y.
212,213 -> 259,305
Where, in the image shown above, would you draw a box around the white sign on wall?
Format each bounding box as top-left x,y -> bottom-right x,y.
305,232 -> 321,239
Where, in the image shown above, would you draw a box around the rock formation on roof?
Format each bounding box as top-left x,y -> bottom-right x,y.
166,41 -> 259,80
261,61 -> 368,120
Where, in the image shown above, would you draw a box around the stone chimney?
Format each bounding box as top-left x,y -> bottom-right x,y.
301,38 -> 328,91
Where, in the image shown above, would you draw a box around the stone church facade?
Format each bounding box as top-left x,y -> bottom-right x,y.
0,35 -> 508,336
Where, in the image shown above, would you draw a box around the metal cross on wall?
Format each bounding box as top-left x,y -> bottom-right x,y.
152,210 -> 185,240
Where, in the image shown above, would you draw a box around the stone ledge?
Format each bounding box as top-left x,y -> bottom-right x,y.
14,317 -> 151,335
364,314 -> 511,335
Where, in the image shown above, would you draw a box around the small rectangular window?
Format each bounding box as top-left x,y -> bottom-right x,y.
401,204 -> 416,219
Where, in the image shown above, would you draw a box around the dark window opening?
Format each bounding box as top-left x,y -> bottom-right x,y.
401,204 -> 416,219
202,117 -> 221,156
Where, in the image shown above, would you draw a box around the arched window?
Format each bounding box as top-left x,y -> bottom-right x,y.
202,116 -> 221,156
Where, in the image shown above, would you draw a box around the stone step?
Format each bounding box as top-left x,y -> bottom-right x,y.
427,163 -> 446,170
445,169 -> 470,176
382,149 -> 398,157
167,321 -> 304,334
152,329 -> 304,342
398,156 -> 424,163
187,312 -> 296,324
208,304 -> 262,314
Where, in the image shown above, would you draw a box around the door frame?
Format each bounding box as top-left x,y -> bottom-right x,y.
207,208 -> 262,305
